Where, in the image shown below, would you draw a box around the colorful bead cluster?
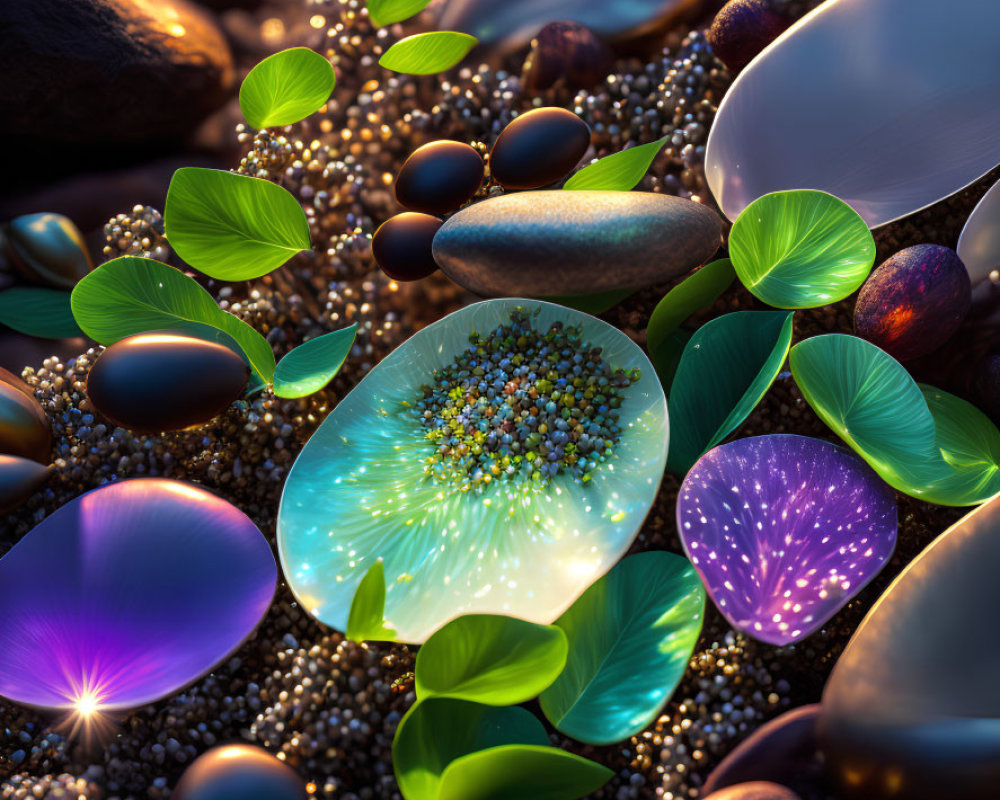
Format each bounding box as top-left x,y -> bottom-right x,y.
414,309 -> 640,489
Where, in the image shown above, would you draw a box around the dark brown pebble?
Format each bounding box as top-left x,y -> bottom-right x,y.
0,378 -> 50,463
707,0 -> 794,73
173,744 -> 305,800
704,782 -> 802,800
394,140 -> 484,216
1,212 -> 93,290
86,332 -> 250,434
488,107 -> 591,190
522,21 -> 614,93
372,212 -> 442,282
0,455 -> 53,514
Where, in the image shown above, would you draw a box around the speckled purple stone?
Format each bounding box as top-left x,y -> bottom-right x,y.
677,435 -> 897,646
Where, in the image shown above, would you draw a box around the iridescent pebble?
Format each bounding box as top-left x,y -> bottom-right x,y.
173,744 -> 304,800
0,375 -> 51,463
1,212 -> 93,290
0,454 -> 53,514
488,107 -> 591,190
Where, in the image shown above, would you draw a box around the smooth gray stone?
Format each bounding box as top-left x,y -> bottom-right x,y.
432,191 -> 723,297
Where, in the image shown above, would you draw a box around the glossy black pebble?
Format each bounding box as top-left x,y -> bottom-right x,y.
173,744 -> 305,800
0,455 -> 53,514
394,140 -> 484,216
1,212 -> 93,290
87,333 -> 250,434
372,212 -> 442,282
523,21 -> 614,93
489,107 -> 591,190
0,378 -> 50,463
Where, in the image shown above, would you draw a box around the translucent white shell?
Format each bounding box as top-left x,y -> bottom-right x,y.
957,177 -> 1000,304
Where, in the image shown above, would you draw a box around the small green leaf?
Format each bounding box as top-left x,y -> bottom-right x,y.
563,137 -> 667,192
273,324 -> 357,398
392,697 -> 547,800
70,256 -> 275,382
666,310 -> 794,474
729,189 -> 876,309
540,289 -> 633,315
539,552 -> 704,745
438,745 -> 613,800
346,561 -> 397,642
164,168 -> 311,281
0,288 -> 84,339
415,615 -> 568,705
239,47 -> 336,130
379,31 -> 478,75
368,0 -> 432,27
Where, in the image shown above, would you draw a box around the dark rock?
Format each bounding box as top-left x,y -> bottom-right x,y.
707,0 -> 795,73
173,744 -> 305,800
432,190 -> 723,296
0,0 -> 234,145
86,333 -> 250,434
704,783 -> 802,800
373,213 -> 443,282
489,108 -> 591,190
0,379 -> 51,464
0,456 -> 53,515
394,141 -> 484,216
819,494 -> 1000,800
854,245 -> 971,361
1,213 -> 93,290
523,21 -> 615,93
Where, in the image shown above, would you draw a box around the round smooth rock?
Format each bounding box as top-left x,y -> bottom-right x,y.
432,190 -> 723,296
86,333 -> 250,434
0,455 -> 53,515
0,378 -> 50,463
173,744 -> 304,800
489,108 -> 591,190
707,0 -> 795,73
1,213 -> 93,290
705,783 -> 802,800
522,21 -> 614,93
854,245 -> 971,361
819,493 -> 1000,799
1,0 -> 233,144
372,213 -> 442,282
394,141 -> 484,216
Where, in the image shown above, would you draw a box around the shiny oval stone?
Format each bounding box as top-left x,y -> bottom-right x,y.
0,455 -> 53,514
489,108 -> 590,190
173,744 -> 304,800
0,378 -> 50,463
87,333 -> 250,434
2,212 -> 93,290
705,784 -> 802,800
707,0 -> 794,73
819,493 -> 1000,800
394,140 -> 484,216
854,245 -> 971,362
705,0 -> 1000,227
278,299 -> 668,642
372,213 -> 442,282
678,435 -> 897,645
432,191 -> 723,296
0,478 -> 276,711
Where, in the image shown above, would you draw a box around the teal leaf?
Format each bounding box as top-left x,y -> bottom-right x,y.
438,745 -> 613,800
666,311 -> 794,475
650,327 -> 692,396
729,190 -> 876,309
379,32 -> 478,75
540,289 -> 633,315
346,561 -> 396,642
0,288 -> 84,339
415,614 -> 568,705
239,47 -> 336,130
563,137 -> 667,192
273,324 -> 357,398
368,0 -> 432,26
70,256 -> 276,382
392,697 -> 547,800
164,168 -> 311,281
540,552 -> 705,745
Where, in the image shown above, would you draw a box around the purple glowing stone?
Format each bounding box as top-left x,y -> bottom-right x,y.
677,435 -> 897,646
0,478 -> 276,712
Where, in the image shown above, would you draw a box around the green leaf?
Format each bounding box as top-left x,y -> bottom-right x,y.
729,190 -> 875,309
540,552 -> 704,745
379,32 -> 478,75
563,137 -> 667,192
273,324 -> 357,398
666,311 -> 794,474
392,697 -> 547,800
415,615 -> 568,705
650,327 -> 692,396
346,561 -> 397,642
239,47 -> 336,130
789,334 -> 1000,506
438,745 -> 613,800
540,289 -> 633,315
0,288 -> 84,339
368,0 -> 432,26
70,256 -> 276,382
164,168 -> 311,281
